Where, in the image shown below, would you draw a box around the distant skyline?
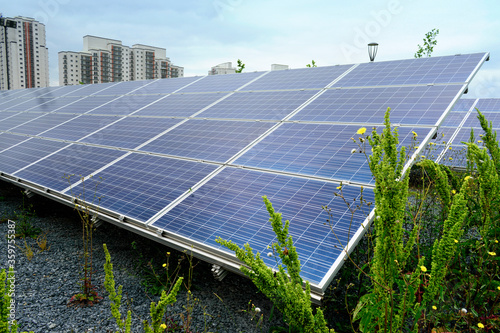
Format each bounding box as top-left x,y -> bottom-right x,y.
2,0 -> 499,98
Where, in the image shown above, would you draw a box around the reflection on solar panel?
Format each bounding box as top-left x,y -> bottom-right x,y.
0,52 -> 489,300
434,97 -> 500,168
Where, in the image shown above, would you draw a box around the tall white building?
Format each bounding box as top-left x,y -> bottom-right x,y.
208,62 -> 236,75
59,35 -> 183,86
0,16 -> 49,90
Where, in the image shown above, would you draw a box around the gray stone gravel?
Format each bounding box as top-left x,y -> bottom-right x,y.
0,180 -> 289,333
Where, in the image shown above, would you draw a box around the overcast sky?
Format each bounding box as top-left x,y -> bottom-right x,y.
2,0 -> 499,98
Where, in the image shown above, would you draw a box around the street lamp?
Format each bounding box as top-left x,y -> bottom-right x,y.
0,17 -> 18,90
368,42 -> 378,62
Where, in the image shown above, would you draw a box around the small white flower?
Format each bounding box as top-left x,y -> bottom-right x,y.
351,148 -> 357,154
376,216 -> 381,220
267,252 -> 273,257
460,308 -> 467,314
254,307 -> 261,313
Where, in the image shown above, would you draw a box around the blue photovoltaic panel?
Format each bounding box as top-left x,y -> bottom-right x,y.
0,133 -> 31,151
452,99 -> 475,111
440,111 -> 468,128
234,123 -> 431,184
475,98 -> 500,111
74,154 -> 218,222
333,53 -> 486,87
0,113 -> 43,131
15,145 -> 126,191
6,87 -> 55,100
92,80 -> 154,96
37,84 -> 90,97
8,113 -> 77,136
0,98 -> 39,111
130,76 -> 202,95
463,111 -> 500,128
88,94 -> 165,115
437,143 -> 469,167
451,127 -> 490,145
63,82 -> 118,96
197,90 -> 318,120
180,71 -> 263,93
153,167 -> 375,284
291,85 -> 462,125
139,119 -> 275,162
134,93 -> 228,117
41,115 -> 122,141
0,138 -> 68,174
240,65 -> 352,91
432,127 -> 457,145
26,96 -> 85,112
4,97 -> 61,111
0,112 -> 17,122
80,117 -> 183,149
55,96 -> 119,113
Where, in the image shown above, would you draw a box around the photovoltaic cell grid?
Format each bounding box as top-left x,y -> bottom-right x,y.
153,167 -> 375,283
234,124 -> 431,185
0,53 -> 488,294
432,98 -> 500,168
291,85 -> 462,125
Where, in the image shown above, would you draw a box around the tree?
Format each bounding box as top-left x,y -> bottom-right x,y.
235,59 -> 245,73
415,28 -> 439,58
306,60 -> 317,67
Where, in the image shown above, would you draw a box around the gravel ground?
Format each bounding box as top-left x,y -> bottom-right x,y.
0,180 -> 292,333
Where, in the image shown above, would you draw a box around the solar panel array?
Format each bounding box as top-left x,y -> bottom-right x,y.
432,98 -> 500,168
0,52 -> 489,297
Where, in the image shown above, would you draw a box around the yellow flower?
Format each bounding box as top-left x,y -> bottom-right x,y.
162,263 -> 167,268
432,305 -> 437,310
496,240 -> 498,243
336,186 -> 342,190
412,131 -> 418,137
478,140 -> 483,143
160,323 -> 167,329
454,239 -> 458,243
448,146 -> 452,150
420,266 -> 427,272
478,323 -> 484,329
452,190 -> 456,195
464,176 -> 471,181
415,146 -> 419,149
449,157 -> 453,161
497,286 -> 500,291
167,252 -> 171,256
488,251 -> 496,256
357,127 -> 367,135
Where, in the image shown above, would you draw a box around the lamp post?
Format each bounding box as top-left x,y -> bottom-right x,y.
368,42 -> 378,62
0,17 -> 18,90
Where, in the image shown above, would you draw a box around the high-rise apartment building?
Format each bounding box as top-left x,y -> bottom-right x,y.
59,35 -> 183,86
0,16 -> 49,90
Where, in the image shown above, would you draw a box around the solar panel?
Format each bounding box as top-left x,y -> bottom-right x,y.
196,90 -> 319,120
68,153 -> 219,222
0,52 -> 489,300
152,167 -> 375,284
14,145 -> 126,191
0,138 -> 69,174
138,119 -> 275,162
433,97 -> 500,168
333,53 -> 486,87
234,124 -> 431,185
134,92 -> 230,117
80,117 -> 183,149
41,115 -> 123,141
240,65 -> 352,90
291,85 -> 462,125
